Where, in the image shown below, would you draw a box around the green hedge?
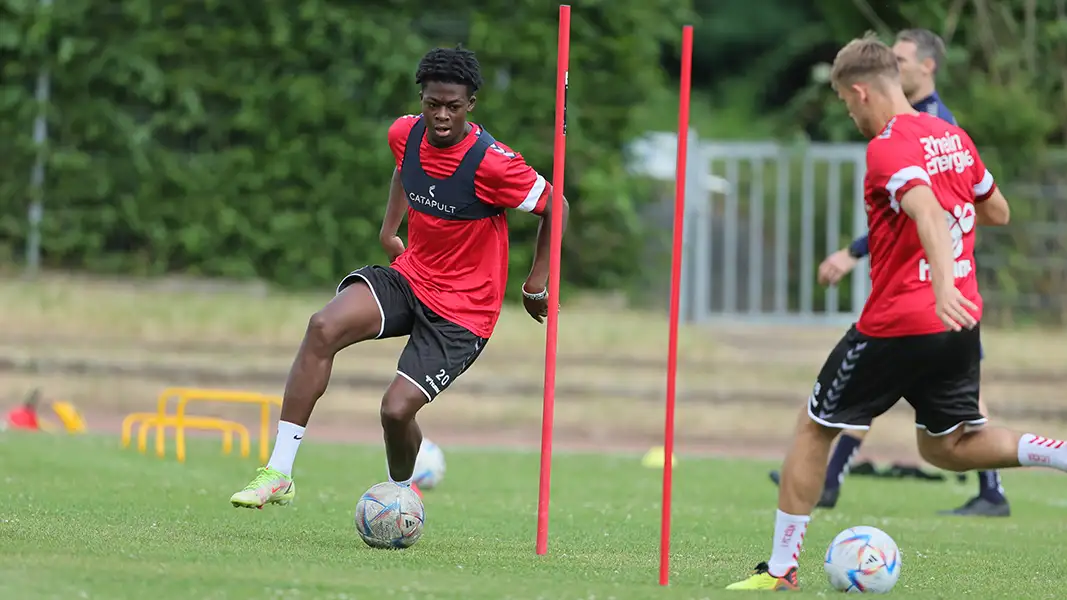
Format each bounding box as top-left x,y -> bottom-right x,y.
0,0 -> 692,289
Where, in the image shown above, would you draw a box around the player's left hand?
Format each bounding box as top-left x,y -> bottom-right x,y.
522,280 -> 550,324
380,234 -> 406,263
818,248 -> 859,286
934,283 -> 979,331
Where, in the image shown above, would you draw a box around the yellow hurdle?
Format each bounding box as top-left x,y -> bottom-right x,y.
122,411 -> 249,457
134,414 -> 251,458
121,412 -> 155,448
154,387 -> 281,464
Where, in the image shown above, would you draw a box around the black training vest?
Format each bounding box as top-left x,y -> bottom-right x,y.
400,117 -> 504,221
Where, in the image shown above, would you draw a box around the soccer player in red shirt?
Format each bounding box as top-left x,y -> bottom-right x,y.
229,46 -> 569,509
728,33 -> 1065,592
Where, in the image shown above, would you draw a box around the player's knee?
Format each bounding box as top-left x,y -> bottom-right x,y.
917,436 -> 966,471
380,390 -> 422,428
918,445 -> 957,470
306,310 -> 344,352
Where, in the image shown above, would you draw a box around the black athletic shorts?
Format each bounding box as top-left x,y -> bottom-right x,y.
336,266 -> 488,402
807,323 -> 984,436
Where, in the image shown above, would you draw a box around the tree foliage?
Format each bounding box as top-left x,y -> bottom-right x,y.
812,0 -> 1067,324
685,0 -> 1065,158
0,0 -> 692,288
3,0 -> 1065,320
683,0 -> 1067,322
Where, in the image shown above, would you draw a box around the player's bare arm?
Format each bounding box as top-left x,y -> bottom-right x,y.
379,168 -> 407,262
522,194 -> 570,323
900,186 -> 978,331
975,186 -> 1010,226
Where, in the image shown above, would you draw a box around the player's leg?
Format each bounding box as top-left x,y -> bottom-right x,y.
918,426 -> 1056,471
972,396 -> 1010,499
939,343 -> 1010,516
383,303 -> 487,488
917,418 -> 1067,498
737,417 -> 835,592
230,267 -> 414,508
771,427 -> 868,508
912,327 -> 1067,503
380,374 -> 429,484
822,429 -> 866,498
938,394 -> 1010,516
728,327 -> 903,591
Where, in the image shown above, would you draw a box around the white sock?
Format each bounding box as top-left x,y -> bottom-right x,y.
1018,434 -> 1067,471
266,421 -> 305,476
388,469 -> 413,487
767,509 -> 810,577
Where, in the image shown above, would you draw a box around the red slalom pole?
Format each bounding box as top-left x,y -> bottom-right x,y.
535,3 -> 570,556
659,24 -> 693,586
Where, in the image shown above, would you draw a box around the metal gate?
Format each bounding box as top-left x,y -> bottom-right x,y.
675,137 -> 870,325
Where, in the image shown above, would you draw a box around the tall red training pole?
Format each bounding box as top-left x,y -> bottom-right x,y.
536,4 -> 570,556
659,24 -> 693,586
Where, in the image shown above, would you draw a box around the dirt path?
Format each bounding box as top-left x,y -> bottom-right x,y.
5,274 -> 1065,469
83,404 -> 938,464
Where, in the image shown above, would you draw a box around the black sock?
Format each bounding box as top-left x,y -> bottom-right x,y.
977,470 -> 1006,503
824,434 -> 863,491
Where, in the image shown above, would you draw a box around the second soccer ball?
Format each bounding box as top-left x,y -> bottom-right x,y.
412,438 -> 446,489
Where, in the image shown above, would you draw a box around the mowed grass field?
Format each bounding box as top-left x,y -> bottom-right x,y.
4,432 -> 1067,599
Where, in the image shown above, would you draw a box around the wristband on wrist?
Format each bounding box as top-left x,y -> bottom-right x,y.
522,284 -> 548,301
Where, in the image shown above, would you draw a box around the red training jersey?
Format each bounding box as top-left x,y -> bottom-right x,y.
857,113 -> 997,337
387,115 -> 551,339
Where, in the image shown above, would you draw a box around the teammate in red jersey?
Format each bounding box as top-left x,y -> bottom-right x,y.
772,28 -> 1010,518
727,33 -> 1065,592
229,45 -> 569,509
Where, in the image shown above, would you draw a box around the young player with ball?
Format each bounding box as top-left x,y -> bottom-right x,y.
228,46 -> 569,510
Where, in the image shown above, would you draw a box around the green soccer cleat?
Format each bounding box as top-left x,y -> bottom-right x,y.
229,467 -> 296,509
725,562 -> 799,591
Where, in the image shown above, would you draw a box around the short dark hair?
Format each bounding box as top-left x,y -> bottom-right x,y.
415,45 -> 484,95
896,28 -> 947,72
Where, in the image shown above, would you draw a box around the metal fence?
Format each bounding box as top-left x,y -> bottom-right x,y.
682,139 -> 869,325
632,131 -> 1067,327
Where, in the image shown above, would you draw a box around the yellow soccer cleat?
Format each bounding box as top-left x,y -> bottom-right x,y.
726,562 -> 800,591
229,467 -> 296,509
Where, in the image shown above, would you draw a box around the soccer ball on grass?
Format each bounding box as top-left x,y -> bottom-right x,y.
354,482 -> 425,549
412,438 -> 446,489
824,525 -> 901,593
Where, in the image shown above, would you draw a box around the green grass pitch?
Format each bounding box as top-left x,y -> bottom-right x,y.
3,432 -> 1067,599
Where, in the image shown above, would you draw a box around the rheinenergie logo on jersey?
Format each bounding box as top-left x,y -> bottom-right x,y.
921,132 -> 974,175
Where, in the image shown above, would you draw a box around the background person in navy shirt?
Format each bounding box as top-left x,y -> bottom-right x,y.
772,29 -> 1011,518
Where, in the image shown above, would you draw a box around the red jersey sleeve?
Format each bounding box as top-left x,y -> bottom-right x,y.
867,133 -> 931,214
474,140 -> 552,215
387,115 -> 421,170
966,136 -> 997,202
